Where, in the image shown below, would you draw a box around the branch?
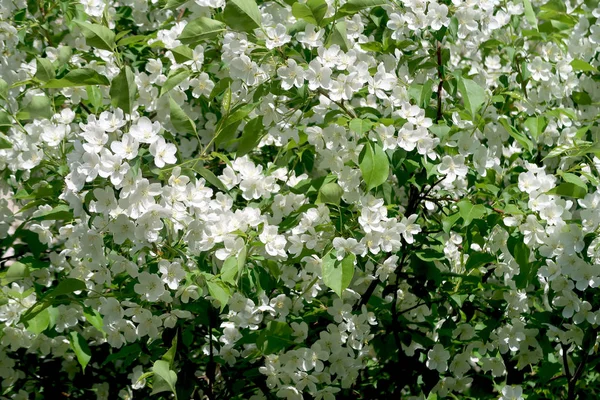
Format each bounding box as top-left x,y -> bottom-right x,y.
317,88 -> 357,119
562,343 -> 572,384
567,328 -> 598,400
390,251 -> 409,397
207,309 -> 215,400
355,278 -> 380,311
436,41 -> 444,122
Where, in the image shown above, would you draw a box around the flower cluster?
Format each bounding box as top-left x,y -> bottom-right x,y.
0,0 -> 600,399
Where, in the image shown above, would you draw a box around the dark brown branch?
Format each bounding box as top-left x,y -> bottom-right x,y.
79,102 -> 92,115
390,251 -> 409,398
562,343 -> 572,384
436,41 -> 444,122
317,88 -> 357,119
567,328 -> 598,400
207,309 -> 215,400
356,278 -> 380,311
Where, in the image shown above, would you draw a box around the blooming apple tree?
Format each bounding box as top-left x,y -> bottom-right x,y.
1,0 -> 600,399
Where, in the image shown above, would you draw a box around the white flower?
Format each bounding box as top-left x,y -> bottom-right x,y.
499,385 -> 524,400
277,59 -> 304,90
149,137 -> 177,168
437,155 -> 468,183
305,59 -> 332,90
399,214 -> 421,244
426,344 -> 451,373
111,133 -> 139,160
190,72 -> 215,98
158,260 -> 186,290
265,24 -> 290,49
134,272 -> 166,302
130,117 -> 161,144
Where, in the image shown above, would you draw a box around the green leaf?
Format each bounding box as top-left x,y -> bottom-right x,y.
69,332 -> 92,372
339,0 -> 386,14
117,35 -> 149,47
572,91 -> 592,106
498,118 -> 534,153
457,200 -> 487,227
222,85 -> 232,114
152,360 -> 178,398
537,362 -> 562,384
465,252 -> 496,270
178,17 -> 226,45
169,97 -> 197,135
44,278 -> 87,300
18,95 -> 53,120
571,143 -> 600,158
408,80 -> 434,108
43,69 -> 110,88
570,59 -> 597,72
160,69 -> 190,97
547,182 -> 587,199
57,46 -> 73,65
193,165 -> 228,192
221,256 -> 238,285
102,344 -> 142,366
110,66 -> 137,115
522,0 -> 538,30
0,131 -> 11,146
0,78 -> 8,101
115,30 -> 131,42
508,237 -> 532,289
206,278 -> 231,311
257,321 -> 294,354
209,77 -> 233,101
349,118 -> 373,134
575,125 -> 590,140
74,21 -> 116,51
524,116 -> 547,140
164,0 -> 188,9
292,0 -> 327,26
321,251 -> 355,297
223,0 -> 262,33
162,333 -> 178,366
32,204 -> 73,221
359,142 -> 389,191
171,45 -> 194,63
316,182 -> 343,205
19,300 -> 53,324
560,172 -> 587,190
415,249 -> 446,262
237,116 -> 264,157
456,75 -> 486,118
541,0 -> 566,12
4,261 -> 30,284
25,307 -> 50,334
84,309 -> 104,333
35,57 -> 56,82
86,85 -> 103,111
325,20 -> 349,52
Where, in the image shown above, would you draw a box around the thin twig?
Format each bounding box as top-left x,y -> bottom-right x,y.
436,41 -> 444,122
317,88 -> 357,119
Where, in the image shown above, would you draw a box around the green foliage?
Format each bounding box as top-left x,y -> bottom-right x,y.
223,0 -> 262,32
321,251 -> 355,297
43,69 -> 110,88
359,141 -> 389,191
169,97 -> 197,135
73,21 -> 116,51
292,0 -> 327,26
69,332 -> 92,372
110,66 -> 137,115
